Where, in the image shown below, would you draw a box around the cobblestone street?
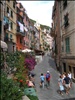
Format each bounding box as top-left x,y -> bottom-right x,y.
32,54 -> 75,100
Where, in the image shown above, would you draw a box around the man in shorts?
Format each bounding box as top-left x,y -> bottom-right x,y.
63,73 -> 71,95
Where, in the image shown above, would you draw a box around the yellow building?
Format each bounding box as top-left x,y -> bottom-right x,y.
4,0 -> 16,52
39,28 -> 44,51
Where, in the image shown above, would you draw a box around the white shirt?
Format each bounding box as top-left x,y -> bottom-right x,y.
68,73 -> 72,79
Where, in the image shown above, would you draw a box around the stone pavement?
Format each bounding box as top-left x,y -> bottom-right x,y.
32,54 -> 75,100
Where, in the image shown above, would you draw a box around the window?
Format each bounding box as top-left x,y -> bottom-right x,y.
64,13 -> 69,28
7,7 -> 9,13
63,0 -> 67,9
65,37 -> 70,53
20,38 -> 22,44
10,34 -> 12,39
4,33 -> 8,41
10,34 -> 13,41
11,11 -> 13,18
11,22 -> 13,29
13,2 -> 15,9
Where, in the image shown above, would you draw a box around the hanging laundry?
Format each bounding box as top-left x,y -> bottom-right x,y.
18,21 -> 24,32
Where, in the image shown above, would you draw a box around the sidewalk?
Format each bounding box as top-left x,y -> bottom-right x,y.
32,55 -> 75,100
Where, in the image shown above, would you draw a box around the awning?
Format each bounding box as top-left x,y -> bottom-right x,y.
1,41 -> 8,49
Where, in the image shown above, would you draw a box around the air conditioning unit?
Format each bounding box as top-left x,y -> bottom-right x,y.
7,13 -> 10,17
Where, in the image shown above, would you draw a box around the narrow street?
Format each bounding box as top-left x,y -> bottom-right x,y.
32,54 -> 75,100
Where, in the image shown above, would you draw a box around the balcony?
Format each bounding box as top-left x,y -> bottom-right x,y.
17,28 -> 25,37
3,16 -> 9,30
4,36 -> 13,42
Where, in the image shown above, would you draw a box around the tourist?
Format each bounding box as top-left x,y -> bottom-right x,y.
68,71 -> 72,88
62,72 -> 66,80
63,73 -> 71,95
40,73 -> 45,88
46,71 -> 51,89
58,75 -> 64,95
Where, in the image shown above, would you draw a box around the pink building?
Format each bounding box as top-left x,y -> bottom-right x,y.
23,11 -> 30,49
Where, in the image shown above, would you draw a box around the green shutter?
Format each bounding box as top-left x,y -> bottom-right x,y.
10,34 -> 12,38
65,37 -> 70,53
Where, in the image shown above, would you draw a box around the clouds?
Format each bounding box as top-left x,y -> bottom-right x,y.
19,1 -> 54,27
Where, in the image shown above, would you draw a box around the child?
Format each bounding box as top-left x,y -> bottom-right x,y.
40,73 -> 45,88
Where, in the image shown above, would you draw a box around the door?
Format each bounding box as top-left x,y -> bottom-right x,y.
63,63 -> 66,72
73,67 -> 75,78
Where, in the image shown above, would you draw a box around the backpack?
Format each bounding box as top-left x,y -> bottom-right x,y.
46,73 -> 50,79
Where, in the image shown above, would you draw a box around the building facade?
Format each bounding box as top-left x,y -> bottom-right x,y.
51,0 -> 75,80
4,0 -> 16,52
16,2 -> 26,50
52,1 -> 61,71
59,1 -> 75,80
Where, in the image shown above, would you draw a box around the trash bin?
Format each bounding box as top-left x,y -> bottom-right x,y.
24,88 -> 37,96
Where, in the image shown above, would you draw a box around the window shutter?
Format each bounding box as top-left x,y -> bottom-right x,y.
65,37 -> 70,53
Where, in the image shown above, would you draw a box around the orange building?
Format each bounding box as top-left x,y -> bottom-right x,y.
16,2 -> 25,50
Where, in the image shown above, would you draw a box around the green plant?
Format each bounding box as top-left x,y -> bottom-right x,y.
0,70 -> 24,100
0,52 -> 4,68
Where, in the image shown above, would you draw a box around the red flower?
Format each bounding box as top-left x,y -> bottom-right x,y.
19,79 -> 23,83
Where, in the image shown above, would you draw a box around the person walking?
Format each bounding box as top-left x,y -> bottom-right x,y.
46,71 -> 51,89
62,72 -> 66,80
63,73 -> 71,95
40,73 -> 45,88
68,71 -> 72,88
58,75 -> 64,95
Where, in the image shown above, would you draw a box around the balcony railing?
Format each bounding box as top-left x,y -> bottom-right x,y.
4,36 -> 13,42
17,28 -> 25,37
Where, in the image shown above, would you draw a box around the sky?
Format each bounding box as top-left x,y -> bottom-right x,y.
19,1 -> 54,27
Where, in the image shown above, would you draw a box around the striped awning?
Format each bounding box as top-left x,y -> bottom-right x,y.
1,41 -> 8,49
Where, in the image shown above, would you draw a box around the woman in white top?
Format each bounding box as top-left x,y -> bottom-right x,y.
58,75 -> 64,95
68,71 -> 72,88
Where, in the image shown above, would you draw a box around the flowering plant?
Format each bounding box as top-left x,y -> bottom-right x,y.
25,56 -> 36,70
19,79 -> 23,83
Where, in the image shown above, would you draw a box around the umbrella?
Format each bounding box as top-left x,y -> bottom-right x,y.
21,49 -> 32,53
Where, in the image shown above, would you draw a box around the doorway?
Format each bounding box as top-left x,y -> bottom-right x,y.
63,63 -> 66,72
73,67 -> 75,78
69,66 -> 71,72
